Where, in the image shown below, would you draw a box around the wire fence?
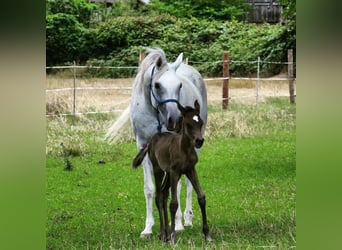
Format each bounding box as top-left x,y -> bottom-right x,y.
46,50 -> 296,117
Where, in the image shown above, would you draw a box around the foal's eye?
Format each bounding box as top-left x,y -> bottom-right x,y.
155,82 -> 161,90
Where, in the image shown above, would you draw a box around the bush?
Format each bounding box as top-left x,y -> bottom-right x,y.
47,11 -> 294,77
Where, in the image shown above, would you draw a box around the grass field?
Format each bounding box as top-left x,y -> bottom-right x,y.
46,97 -> 296,249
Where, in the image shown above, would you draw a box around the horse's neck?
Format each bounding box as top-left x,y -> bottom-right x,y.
135,67 -> 154,113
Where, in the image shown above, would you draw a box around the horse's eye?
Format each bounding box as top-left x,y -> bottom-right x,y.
179,83 -> 182,89
155,82 -> 161,90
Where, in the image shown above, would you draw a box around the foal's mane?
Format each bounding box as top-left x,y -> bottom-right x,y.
182,106 -> 196,114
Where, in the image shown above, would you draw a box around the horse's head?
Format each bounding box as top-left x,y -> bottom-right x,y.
178,100 -> 204,149
150,52 -> 184,131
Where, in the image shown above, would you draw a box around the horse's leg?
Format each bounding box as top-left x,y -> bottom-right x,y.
141,156 -> 155,238
170,172 -> 181,245
175,179 -> 185,231
185,168 -> 212,243
184,148 -> 200,227
184,176 -> 193,227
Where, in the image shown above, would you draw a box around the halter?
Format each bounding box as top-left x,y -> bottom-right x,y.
149,66 -> 178,133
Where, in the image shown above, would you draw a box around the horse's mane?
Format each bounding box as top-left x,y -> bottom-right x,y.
135,47 -> 168,92
142,47 -> 167,71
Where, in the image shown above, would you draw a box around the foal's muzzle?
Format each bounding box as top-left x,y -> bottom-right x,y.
195,138 -> 204,148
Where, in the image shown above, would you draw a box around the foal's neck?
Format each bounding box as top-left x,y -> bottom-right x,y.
179,123 -> 194,152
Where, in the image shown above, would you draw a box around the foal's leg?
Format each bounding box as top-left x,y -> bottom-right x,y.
162,173 -> 171,241
185,168 -> 212,242
170,172 -> 181,245
141,156 -> 155,238
154,170 -> 167,242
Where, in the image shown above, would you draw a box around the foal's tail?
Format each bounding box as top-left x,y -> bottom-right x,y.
132,145 -> 148,169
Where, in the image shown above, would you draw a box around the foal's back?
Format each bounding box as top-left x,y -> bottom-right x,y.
148,132 -> 198,173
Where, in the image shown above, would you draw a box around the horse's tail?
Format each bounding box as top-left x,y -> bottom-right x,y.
104,104 -> 131,143
132,145 -> 148,169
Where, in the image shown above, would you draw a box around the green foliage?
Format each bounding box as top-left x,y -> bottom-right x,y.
47,0 -> 98,27
46,13 -> 88,65
151,0 -> 249,20
279,0 -> 296,70
84,16 -> 290,77
46,0 -> 295,77
279,0 -> 296,21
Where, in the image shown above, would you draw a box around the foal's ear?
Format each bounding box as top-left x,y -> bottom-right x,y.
194,100 -> 200,113
177,101 -> 186,114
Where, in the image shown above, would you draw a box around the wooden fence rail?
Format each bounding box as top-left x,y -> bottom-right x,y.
46,50 -> 296,116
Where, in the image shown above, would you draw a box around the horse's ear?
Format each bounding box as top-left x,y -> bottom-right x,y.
156,56 -> 163,69
194,100 -> 200,113
170,53 -> 183,71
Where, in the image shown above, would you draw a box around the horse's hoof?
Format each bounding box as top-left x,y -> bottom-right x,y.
184,220 -> 193,227
140,233 -> 152,239
184,210 -> 193,227
175,223 -> 185,232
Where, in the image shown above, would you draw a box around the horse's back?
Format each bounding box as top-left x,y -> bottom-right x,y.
177,63 -> 207,99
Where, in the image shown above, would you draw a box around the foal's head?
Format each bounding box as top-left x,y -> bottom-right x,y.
177,100 -> 204,148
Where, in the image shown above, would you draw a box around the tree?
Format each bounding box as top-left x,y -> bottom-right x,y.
279,0 -> 296,21
46,0 -> 98,27
46,13 -> 87,65
279,0 -> 296,55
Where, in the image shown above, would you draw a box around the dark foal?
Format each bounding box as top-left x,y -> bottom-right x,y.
132,100 -> 212,245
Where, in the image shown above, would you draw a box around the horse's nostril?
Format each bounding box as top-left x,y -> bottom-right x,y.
167,117 -> 177,131
168,117 -> 173,126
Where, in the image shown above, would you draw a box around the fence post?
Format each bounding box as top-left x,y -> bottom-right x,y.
222,51 -> 229,109
139,51 -> 145,66
256,56 -> 260,105
73,61 -> 76,117
288,49 -> 295,104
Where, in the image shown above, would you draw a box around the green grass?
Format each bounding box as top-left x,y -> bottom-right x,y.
46,98 -> 296,249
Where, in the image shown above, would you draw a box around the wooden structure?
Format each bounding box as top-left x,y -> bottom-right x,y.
245,0 -> 283,23
88,0 -> 114,6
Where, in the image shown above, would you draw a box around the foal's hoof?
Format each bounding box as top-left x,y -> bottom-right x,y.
170,232 -> 177,245
205,235 -> 213,243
